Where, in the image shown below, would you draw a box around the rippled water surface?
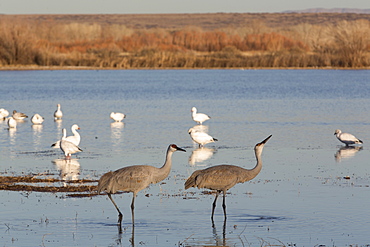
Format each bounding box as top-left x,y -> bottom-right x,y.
1,69 -> 370,246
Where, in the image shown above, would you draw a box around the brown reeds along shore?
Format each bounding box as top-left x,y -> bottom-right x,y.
0,13 -> 369,69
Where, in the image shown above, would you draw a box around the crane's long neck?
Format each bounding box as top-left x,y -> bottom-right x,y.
153,147 -> 174,183
242,145 -> 264,182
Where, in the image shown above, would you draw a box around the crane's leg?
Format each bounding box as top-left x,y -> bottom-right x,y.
107,193 -> 123,224
211,192 -> 219,221
131,193 -> 136,226
222,190 -> 227,220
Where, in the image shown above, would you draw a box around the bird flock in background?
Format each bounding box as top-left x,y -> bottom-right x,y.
0,105 -> 364,226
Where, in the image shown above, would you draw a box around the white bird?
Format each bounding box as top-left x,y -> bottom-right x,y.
110,112 -> 126,122
0,108 -> 9,120
31,114 -> 44,125
60,128 -> 83,159
52,124 -> 81,148
12,110 -> 28,120
188,127 -> 218,147
54,104 -> 63,120
191,107 -> 210,125
334,129 -> 363,146
7,117 -> 17,129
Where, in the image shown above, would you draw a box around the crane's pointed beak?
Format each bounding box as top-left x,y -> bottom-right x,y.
177,147 -> 186,152
260,135 -> 272,144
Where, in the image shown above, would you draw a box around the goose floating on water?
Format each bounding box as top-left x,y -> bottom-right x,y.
12,110 -> 28,120
7,117 -> 17,129
110,112 -> 126,122
0,108 -> 9,120
31,114 -> 44,125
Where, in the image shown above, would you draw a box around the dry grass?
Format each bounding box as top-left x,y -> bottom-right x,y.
0,13 -> 369,68
0,175 -> 98,197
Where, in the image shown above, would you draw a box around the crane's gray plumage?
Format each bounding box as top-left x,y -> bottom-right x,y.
185,135 -> 271,221
98,144 -> 186,225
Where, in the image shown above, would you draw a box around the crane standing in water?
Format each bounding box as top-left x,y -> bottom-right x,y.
97,144 -> 186,225
185,135 -> 272,221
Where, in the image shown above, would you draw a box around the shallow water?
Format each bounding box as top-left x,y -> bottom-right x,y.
0,69 -> 370,246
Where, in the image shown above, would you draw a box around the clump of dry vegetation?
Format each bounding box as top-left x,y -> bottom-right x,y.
0,14 -> 369,68
0,175 -> 98,197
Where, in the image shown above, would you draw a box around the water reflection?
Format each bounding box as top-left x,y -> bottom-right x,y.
8,128 -> 16,144
52,158 -> 81,182
32,124 -> 43,147
54,119 -> 62,129
188,147 -> 216,166
212,219 -> 227,246
190,124 -> 209,133
335,146 -> 363,162
116,224 -> 135,247
111,122 -> 125,146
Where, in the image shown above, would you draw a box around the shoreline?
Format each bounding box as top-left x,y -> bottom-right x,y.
1,65 -> 369,71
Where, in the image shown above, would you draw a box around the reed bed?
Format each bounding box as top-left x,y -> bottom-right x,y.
0,16 -> 369,68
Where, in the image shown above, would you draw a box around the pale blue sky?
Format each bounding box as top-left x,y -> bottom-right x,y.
0,0 -> 369,14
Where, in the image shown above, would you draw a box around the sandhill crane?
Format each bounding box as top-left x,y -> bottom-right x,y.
54,104 -> 63,120
110,112 -> 126,122
334,129 -> 363,146
97,144 -> 186,225
31,114 -> 44,125
191,107 -> 210,125
185,135 -> 271,221
60,128 -> 83,159
188,127 -> 218,147
12,110 -> 28,120
52,124 -> 81,148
